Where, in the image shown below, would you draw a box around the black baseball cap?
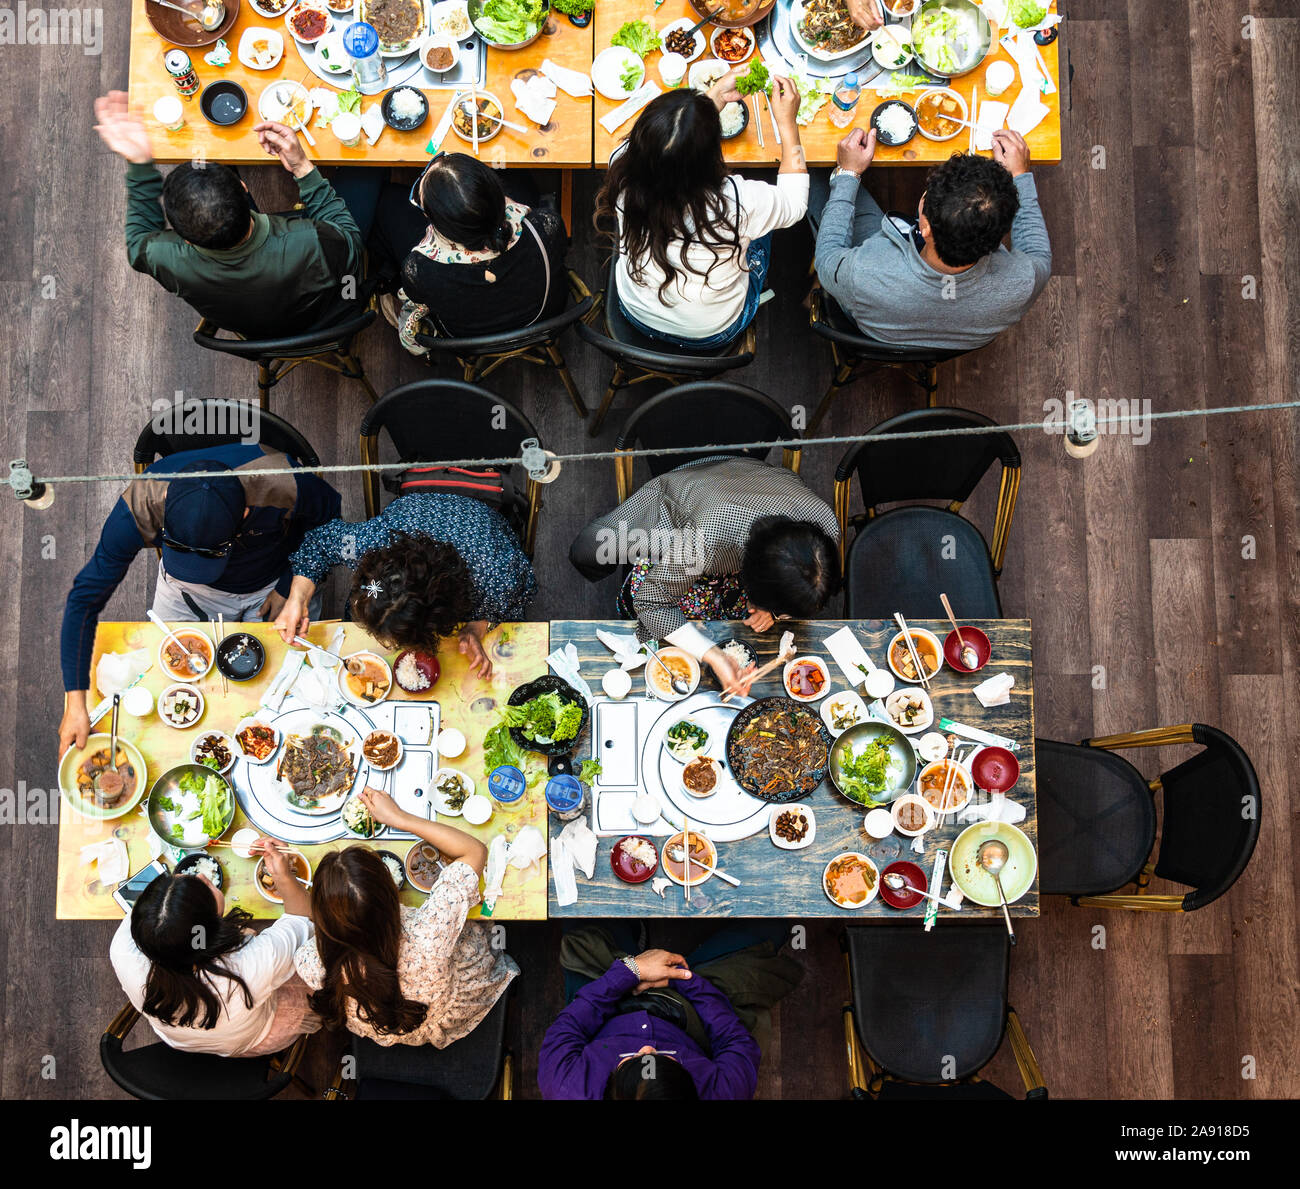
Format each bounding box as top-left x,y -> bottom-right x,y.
160,462 -> 247,585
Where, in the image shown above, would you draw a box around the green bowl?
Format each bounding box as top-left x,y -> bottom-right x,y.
948,820 -> 1037,906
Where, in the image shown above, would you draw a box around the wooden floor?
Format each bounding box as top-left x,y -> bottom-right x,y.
2,1 -> 1297,1100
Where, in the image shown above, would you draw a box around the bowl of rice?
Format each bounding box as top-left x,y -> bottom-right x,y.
175,851 -> 224,889
871,100 -> 918,146
382,85 -> 430,130
611,835 -> 659,883
719,100 -> 748,140
375,849 -> 407,889
393,648 -> 439,694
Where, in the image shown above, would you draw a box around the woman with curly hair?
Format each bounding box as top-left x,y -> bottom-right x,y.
293,788 -> 517,1048
274,493 -> 537,679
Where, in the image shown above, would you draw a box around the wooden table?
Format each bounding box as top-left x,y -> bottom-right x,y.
55,620 -> 551,920
128,0 -> 596,166
591,0 -> 1062,166
550,618 -> 1039,919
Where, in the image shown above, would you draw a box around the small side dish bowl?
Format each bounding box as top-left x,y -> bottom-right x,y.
783,655 -> 831,702
769,803 -> 816,850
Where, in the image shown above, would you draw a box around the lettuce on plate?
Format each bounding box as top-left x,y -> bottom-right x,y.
476,0 -> 545,44
610,19 -> 660,57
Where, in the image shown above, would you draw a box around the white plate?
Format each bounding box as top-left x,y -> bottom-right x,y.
277,720 -> 361,815
769,804 -> 816,850
663,717 -> 711,762
883,687 -> 934,735
821,690 -> 869,736
430,0 -> 474,41
431,767 -> 474,816
823,851 -> 880,909
790,0 -> 873,62
284,3 -> 332,44
258,80 -> 313,125
592,45 -> 646,101
237,26 -> 286,70
233,717 -> 281,764
782,656 -> 832,702
337,651 -> 393,707
315,29 -> 353,73
248,0 -> 295,16
190,730 -> 236,775
660,18 -> 706,63
688,57 -> 730,91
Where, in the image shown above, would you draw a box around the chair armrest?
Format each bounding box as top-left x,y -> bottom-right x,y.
105,1003 -> 141,1041
1084,725 -> 1196,751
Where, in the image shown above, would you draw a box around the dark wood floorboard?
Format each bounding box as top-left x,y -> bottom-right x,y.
1,2 -> 1297,1100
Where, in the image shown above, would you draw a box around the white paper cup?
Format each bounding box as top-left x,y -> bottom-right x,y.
332,112 -> 362,146
659,51 -> 687,87
122,686 -> 154,718
984,60 -> 1016,98
864,668 -> 895,699
602,668 -> 632,699
153,96 -> 185,131
863,808 -> 895,839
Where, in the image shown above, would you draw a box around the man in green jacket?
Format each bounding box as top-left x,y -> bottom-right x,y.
93,90 -> 369,337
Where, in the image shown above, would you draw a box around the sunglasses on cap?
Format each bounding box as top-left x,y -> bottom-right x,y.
161,532 -> 236,560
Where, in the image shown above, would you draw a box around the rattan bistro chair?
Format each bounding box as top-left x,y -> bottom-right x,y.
100,1004 -> 310,1100
132,399 -> 320,472
577,252 -> 757,437
412,270 -> 596,420
1036,724 -> 1261,911
841,926 -> 1047,1100
193,305 -> 380,411
358,379 -> 544,555
807,287 -> 971,430
835,407 -> 1021,619
323,982 -> 515,1101
612,382 -> 803,503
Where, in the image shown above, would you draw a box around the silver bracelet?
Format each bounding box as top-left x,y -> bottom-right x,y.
621,955 -> 640,981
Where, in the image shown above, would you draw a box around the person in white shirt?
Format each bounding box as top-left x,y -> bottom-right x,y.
110,839 -> 320,1058
596,68 -> 809,348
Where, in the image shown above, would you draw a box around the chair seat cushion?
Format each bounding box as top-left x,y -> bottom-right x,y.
100,1036 -> 290,1101
845,925 -> 1009,1083
844,506 -> 1001,618
1034,738 -> 1157,897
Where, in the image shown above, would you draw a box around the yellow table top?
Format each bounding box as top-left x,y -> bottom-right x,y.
56,620 -> 551,921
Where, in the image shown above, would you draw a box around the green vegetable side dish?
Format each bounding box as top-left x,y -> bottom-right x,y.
735,61 -> 771,97
836,738 -> 897,807
1008,0 -> 1046,28
502,690 -> 583,743
610,19 -> 660,57
619,60 -> 645,93
666,720 -> 710,760
550,0 -> 593,14
476,0 -> 546,44
577,760 -> 602,788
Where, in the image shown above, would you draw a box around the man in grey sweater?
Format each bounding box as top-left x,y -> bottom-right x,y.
810,127 -> 1051,351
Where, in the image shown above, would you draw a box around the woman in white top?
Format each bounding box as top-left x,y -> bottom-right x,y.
597,67 -> 808,347
110,840 -> 319,1057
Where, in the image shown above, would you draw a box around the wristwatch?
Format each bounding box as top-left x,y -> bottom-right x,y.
621,955 -> 641,981
830,167 -> 862,183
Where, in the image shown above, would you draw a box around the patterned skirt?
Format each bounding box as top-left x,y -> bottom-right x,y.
617,560 -> 750,623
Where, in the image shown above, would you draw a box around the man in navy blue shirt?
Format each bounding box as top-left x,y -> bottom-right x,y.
58,444 -> 340,755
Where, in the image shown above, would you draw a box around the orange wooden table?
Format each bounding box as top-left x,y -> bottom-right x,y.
592,0 -> 1062,166
128,0 -> 596,166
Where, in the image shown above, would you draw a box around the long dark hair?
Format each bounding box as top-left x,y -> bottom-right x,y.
349,531 -> 476,650
130,874 -> 255,1030
308,847 -> 429,1036
416,152 -> 512,255
594,89 -> 743,301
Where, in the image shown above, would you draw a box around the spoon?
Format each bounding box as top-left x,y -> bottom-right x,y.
95,694 -> 125,803
977,839 -> 1016,944
148,610 -> 209,675
667,846 -> 740,887
882,871 -> 954,908
648,647 -> 691,696
940,592 -> 979,670
292,635 -> 342,667
152,0 -> 225,31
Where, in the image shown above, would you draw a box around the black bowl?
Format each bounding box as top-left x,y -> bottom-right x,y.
871,99 -> 918,146
200,80 -> 248,126
507,675 -> 590,757
382,86 -> 429,131
175,851 -> 225,889
725,696 -> 832,803
375,849 -> 408,890
216,632 -> 266,681
719,99 -> 749,140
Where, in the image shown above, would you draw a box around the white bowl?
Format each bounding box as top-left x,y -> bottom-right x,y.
823,851 -> 880,909
284,3 -> 331,44
122,686 -> 154,717
233,717 -> 280,764
884,687 -> 934,735
420,33 -> 460,73
158,683 -> 204,730
821,690 -> 868,736
337,651 -> 393,706
592,45 -> 647,101
602,668 -> 632,700
863,807 -> 896,840
230,827 -> 262,858
362,729 -> 404,771
430,0 -> 473,41
645,648 -> 700,701
680,755 -> 721,799
769,804 -> 816,850
632,793 -> 662,825
661,17 -> 707,63
887,628 -> 944,684
462,794 -> 493,825
237,26 -> 285,70
917,731 -> 948,763
708,24 -> 754,64
315,29 -> 352,73
254,849 -> 312,903
340,793 -> 383,839
436,727 -> 466,758
892,793 -> 934,837
915,86 -> 969,142
782,655 -> 832,702
190,731 -> 236,775
863,666 -> 896,699
156,627 -> 214,685
871,24 -> 914,70
918,758 -> 972,815
688,57 -> 730,91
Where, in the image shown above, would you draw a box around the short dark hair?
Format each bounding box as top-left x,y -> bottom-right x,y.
604,1055 -> 700,1100
349,531 -> 476,650
741,516 -> 840,617
417,153 -> 511,255
162,162 -> 252,250
921,154 -> 1020,267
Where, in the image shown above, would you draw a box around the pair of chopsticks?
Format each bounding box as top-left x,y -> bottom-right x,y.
719,643 -> 795,702
892,612 -> 931,690
751,94 -> 764,148
968,83 -> 979,154
682,816 -> 691,904
217,613 -> 228,696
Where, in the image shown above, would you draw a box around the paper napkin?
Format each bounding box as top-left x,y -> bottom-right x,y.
361,104 -> 386,145
822,626 -> 875,686
512,76 -> 557,126
1006,87 -> 1050,136
596,628 -> 647,671
542,58 -> 594,97
974,99 -> 1009,150
481,834 -> 510,915
558,817 -> 597,878
973,672 -> 1014,707
956,792 -> 1027,825
81,839 -> 129,886
600,82 -> 661,134
551,835 -> 578,906
548,642 -> 595,702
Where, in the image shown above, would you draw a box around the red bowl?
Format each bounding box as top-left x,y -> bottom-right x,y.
943,627 -> 991,673
879,860 -> 928,909
971,746 -> 1020,793
611,836 -> 659,883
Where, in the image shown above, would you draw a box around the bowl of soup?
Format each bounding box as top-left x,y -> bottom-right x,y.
157,628 -> 215,683
823,851 -> 880,909
783,655 -> 831,702
887,628 -> 943,684
645,648 -> 700,701
337,651 -> 392,705
254,849 -> 312,903
917,758 -> 972,814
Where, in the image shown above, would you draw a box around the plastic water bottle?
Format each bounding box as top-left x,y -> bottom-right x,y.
343,21 -> 387,94
829,72 -> 861,128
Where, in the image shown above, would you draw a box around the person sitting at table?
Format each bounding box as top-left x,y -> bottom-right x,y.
294,789 -> 518,1048
92,90 -> 380,338
274,493 -> 537,682
569,456 -> 839,691
367,154 -> 569,353
595,69 -> 808,348
57,445 -> 341,756
810,126 -> 1051,350
538,923 -> 801,1100
110,839 -> 319,1058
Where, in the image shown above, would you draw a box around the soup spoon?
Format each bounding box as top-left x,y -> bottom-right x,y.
648,647 -> 691,696
148,610 -> 209,675
667,846 -> 740,887
152,0 -> 226,32
95,694 -> 125,803
939,592 -> 979,670
977,839 -> 1016,945
882,871 -> 955,908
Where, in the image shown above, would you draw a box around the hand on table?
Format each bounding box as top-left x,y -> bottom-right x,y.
632,949 -> 692,993
458,628 -> 493,680
273,592 -> 311,644
58,698 -> 91,759
254,121 -> 314,179
991,128 -> 1031,176
744,609 -> 776,633
94,91 -> 153,166
358,785 -> 406,829
836,126 -> 877,176
847,0 -> 884,33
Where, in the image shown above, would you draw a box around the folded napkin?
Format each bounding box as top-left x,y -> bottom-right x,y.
548,643 -> 595,702
512,75 -> 557,126
600,82 -> 661,135
551,835 -> 578,906
81,839 -> 129,886
596,628 -> 647,671
558,817 -> 597,878
956,791 -> 1027,825
361,104 -> 386,145
974,99 -> 1009,150
481,834 -> 510,916
1006,86 -> 1050,136
822,627 -> 875,686
95,648 -> 152,700
541,58 -> 593,97
263,650 -> 306,712
973,672 -> 1014,707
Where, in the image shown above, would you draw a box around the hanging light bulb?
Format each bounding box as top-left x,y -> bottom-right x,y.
8,460 -> 55,509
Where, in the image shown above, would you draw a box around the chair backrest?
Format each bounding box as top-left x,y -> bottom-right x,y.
193,306 -> 377,361
812,291 -> 971,365
1157,724 -> 1262,911
414,270 -> 594,356
132,399 -> 320,469
835,407 -> 1020,512
99,1031 -> 293,1101
615,382 -> 801,478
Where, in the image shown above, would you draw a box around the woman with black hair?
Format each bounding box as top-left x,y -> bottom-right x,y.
367,153 -> 568,351
109,841 -> 318,1056
274,495 -> 537,680
596,68 -> 807,347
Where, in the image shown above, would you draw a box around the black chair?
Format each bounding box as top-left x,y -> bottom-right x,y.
359,379 -> 544,554
132,398 -> 320,472
99,1004 -> 310,1100
412,270 -> 596,420
612,381 -> 803,503
324,982 -> 515,1101
193,305 -> 380,411
841,926 -> 1046,1099
807,286 -> 973,429
576,251 -> 758,437
1036,723 -> 1261,912
834,407 -> 1021,618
